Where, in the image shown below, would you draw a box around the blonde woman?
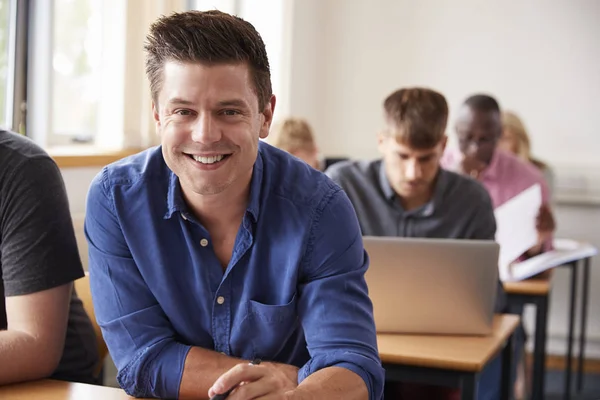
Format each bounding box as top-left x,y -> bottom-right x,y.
500,111 -> 555,399
270,117 -> 322,170
500,111 -> 554,194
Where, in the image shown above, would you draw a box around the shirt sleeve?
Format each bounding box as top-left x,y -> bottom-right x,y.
85,169 -> 190,398
466,187 -> 508,313
323,164 -> 342,186
296,187 -> 385,400
468,187 -> 497,241
1,157 -> 84,296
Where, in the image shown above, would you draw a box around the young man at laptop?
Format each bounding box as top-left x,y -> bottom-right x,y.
325,87 -> 507,400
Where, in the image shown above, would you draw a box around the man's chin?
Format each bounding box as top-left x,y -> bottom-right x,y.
181,176 -> 230,196
398,184 -> 426,196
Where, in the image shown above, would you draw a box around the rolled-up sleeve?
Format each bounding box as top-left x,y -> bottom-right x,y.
297,187 -> 384,400
85,169 -> 190,398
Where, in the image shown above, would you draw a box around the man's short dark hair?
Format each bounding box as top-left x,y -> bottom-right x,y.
464,94 -> 501,114
145,10 -> 272,110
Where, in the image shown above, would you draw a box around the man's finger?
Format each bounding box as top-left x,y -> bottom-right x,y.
227,377 -> 273,400
209,364 -> 265,397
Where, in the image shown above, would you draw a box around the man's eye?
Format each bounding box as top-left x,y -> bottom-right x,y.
175,109 -> 193,116
222,109 -> 240,116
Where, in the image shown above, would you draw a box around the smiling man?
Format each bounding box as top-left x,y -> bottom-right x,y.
85,10 -> 383,400
325,87 -> 507,400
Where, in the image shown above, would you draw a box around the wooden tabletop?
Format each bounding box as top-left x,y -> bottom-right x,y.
503,270 -> 553,296
377,314 -> 520,372
0,379 -> 146,400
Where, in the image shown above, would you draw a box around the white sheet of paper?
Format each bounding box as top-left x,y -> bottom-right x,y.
504,239 -> 598,282
494,183 -> 542,280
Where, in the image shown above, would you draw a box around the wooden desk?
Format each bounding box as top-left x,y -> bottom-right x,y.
379,314 -> 520,400
504,271 -> 552,296
504,271 -> 552,400
0,379 -> 144,400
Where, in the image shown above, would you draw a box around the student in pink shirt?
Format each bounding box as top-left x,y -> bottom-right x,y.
442,94 -> 555,398
442,94 -> 555,258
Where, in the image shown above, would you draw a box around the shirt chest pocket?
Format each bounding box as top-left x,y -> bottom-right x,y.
233,294 -> 299,361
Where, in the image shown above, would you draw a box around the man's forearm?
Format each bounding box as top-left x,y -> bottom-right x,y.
180,348 -> 301,399
0,330 -> 60,385
179,347 -> 249,399
290,366 -> 368,400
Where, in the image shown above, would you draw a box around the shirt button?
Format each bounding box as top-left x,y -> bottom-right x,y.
217,296 -> 225,305
200,238 -> 209,247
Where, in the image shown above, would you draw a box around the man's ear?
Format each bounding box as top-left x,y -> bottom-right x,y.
152,102 -> 161,128
441,135 -> 448,152
377,132 -> 388,154
259,95 -> 276,139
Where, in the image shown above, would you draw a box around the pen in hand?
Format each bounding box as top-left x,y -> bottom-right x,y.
209,358 -> 262,400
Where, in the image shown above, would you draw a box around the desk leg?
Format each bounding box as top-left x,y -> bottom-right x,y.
532,294 -> 549,400
500,333 -> 514,400
460,374 -> 477,400
565,262 -> 578,400
577,257 -> 591,392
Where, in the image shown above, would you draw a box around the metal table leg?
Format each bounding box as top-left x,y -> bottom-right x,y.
460,373 -> 477,400
532,294 -> 549,400
577,257 -> 591,392
564,261 -> 578,400
501,332 -> 514,400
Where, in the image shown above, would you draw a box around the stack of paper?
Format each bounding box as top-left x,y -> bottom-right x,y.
503,239 -> 598,282
494,184 -> 542,281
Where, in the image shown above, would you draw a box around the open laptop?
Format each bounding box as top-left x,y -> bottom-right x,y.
363,236 -> 499,336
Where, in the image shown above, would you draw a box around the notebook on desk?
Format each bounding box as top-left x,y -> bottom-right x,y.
363,236 -> 499,336
503,238 -> 598,282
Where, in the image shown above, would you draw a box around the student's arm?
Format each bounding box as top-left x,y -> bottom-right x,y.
467,187 -> 497,241
0,285 -> 72,384
293,188 -> 383,399
208,188 -> 384,400
467,187 -> 507,313
86,171 -> 297,399
0,158 -> 84,384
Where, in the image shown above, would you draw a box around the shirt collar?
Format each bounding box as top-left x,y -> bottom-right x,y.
378,160 -> 448,217
378,160 -> 396,202
163,150 -> 264,222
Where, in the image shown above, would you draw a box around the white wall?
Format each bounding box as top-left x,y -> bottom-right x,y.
288,0 -> 600,357
304,0 -> 600,170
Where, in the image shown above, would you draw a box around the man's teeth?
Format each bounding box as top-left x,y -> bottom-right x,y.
192,155 -> 225,164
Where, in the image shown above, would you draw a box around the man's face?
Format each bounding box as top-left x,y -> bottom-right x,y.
153,61 -> 274,196
455,105 -> 502,165
378,132 -> 446,201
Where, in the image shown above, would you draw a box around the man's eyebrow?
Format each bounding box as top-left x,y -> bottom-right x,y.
166,97 -> 195,106
216,99 -> 249,108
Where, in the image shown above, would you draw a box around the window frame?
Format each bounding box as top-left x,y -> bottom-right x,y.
1,0 -> 27,132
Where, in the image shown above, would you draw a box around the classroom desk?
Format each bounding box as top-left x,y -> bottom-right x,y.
504,271 -> 552,400
378,314 -> 520,400
0,379 -> 143,400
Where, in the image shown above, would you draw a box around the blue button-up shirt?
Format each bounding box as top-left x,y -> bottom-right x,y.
85,142 -> 384,399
